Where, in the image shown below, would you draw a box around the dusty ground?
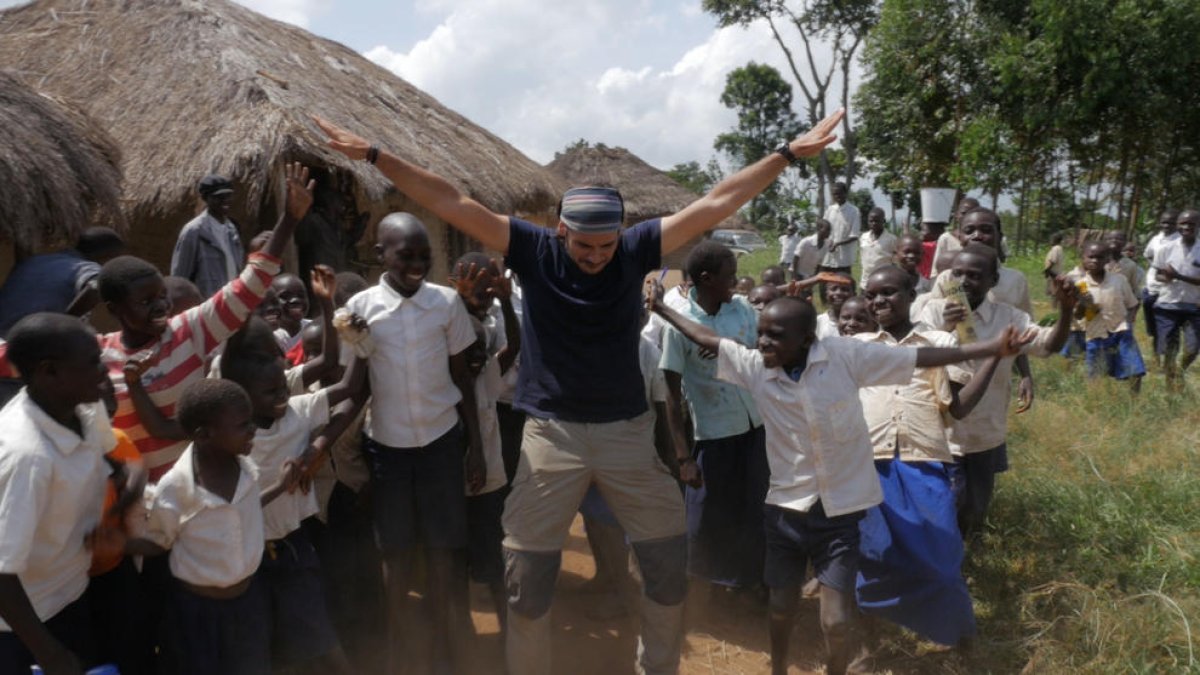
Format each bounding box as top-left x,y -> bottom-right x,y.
458,515 -> 830,675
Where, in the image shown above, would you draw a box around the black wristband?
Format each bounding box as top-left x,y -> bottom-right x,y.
775,142 -> 798,164
366,145 -> 380,164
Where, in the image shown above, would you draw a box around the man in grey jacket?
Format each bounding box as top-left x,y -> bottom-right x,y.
170,174 -> 244,298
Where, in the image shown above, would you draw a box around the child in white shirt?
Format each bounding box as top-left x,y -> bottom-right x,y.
650,283 -> 1025,675
1075,241 -> 1145,388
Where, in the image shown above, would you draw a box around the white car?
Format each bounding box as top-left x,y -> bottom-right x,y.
710,229 -> 767,256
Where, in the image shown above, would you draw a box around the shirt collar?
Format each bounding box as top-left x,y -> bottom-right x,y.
972,298 -> 998,324
18,389 -> 100,456
176,445 -> 259,504
377,278 -> 436,311
685,287 -> 735,318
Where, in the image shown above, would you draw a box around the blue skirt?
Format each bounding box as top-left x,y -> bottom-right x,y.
856,459 -> 976,646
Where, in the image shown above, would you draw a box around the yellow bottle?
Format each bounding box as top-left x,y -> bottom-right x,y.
943,279 -> 977,344
1076,279 -> 1099,321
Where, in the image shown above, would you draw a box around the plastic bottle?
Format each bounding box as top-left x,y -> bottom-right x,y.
942,278 -> 977,344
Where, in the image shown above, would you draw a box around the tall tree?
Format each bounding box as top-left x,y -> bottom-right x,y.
714,62 -> 804,228
703,0 -> 879,210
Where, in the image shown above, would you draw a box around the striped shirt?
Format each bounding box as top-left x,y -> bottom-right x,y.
102,254 -> 280,480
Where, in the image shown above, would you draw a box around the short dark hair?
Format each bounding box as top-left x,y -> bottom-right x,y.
956,242 -> 1000,275
98,255 -> 161,303
333,272 -> 369,307
867,264 -> 915,292
223,315 -> 284,365
685,240 -> 735,282
177,379 -> 251,436
5,313 -> 95,381
221,351 -> 283,392
766,295 -> 817,333
75,227 -> 125,260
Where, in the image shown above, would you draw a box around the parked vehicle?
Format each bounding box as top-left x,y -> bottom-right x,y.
709,229 -> 767,255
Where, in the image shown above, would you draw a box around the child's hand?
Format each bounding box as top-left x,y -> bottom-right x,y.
85,525 -> 128,561
280,459 -> 303,493
488,259 -> 513,301
452,261 -> 488,301
1052,276 -> 1080,309
464,447 -> 486,495
644,278 -> 664,312
311,264 -> 337,303
1156,265 -> 1177,282
942,301 -> 968,328
284,161 -> 316,221
678,458 -> 703,489
1016,374 -> 1035,414
123,348 -> 160,382
989,326 -> 1036,358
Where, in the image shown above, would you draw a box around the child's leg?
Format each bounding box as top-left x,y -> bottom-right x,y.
467,490 -> 508,632
956,447 -> 1004,541
413,427 -> 471,674
261,528 -> 348,674
87,557 -> 149,675
819,584 -> 858,675
768,585 -> 801,675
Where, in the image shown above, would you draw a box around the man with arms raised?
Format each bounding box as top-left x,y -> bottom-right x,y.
314,110 -> 843,675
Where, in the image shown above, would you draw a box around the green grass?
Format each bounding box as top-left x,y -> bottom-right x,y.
738,244 -> 1200,673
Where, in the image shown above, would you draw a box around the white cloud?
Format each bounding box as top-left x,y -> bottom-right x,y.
235,0 -> 329,28
363,0 -> 837,169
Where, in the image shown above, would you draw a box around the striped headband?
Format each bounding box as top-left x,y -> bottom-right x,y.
559,186 -> 624,234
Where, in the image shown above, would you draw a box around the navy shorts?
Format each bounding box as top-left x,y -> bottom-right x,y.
466,489 -> 506,585
364,426 -> 468,554
165,576 -> 269,675
763,502 -> 864,594
260,527 -> 340,664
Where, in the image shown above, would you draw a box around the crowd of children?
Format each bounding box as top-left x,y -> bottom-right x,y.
0,115 -> 1195,675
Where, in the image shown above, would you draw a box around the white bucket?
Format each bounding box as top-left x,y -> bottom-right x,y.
920,187 -> 956,223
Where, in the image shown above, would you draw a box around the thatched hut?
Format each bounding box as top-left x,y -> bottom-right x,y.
0,0 -> 563,281
546,143 -> 752,270
0,70 -> 123,275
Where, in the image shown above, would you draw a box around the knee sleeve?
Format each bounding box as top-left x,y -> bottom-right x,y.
631,535 -> 687,606
503,548 -> 560,620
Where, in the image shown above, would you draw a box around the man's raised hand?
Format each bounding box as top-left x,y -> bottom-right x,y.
788,108 -> 845,158
312,116 -> 370,161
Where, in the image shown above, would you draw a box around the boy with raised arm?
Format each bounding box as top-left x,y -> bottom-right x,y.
648,280 -> 1030,675
314,107 -> 844,675
916,244 -> 1076,540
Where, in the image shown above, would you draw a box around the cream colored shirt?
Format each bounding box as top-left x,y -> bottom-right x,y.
145,447 -> 265,588
1044,244 -> 1064,275
855,329 -> 966,463
859,230 -> 898,283
344,281 -> 476,448
1078,271 -> 1139,340
717,337 -> 917,516
0,393 -> 109,629
916,299 -> 1057,455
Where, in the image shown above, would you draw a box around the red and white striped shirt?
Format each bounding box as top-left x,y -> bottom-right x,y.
0,253 -> 280,481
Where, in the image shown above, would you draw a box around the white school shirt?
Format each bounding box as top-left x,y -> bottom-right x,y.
1144,231 -> 1180,294
822,203 -> 861,268
855,329 -> 965,463
815,312 -> 839,340
930,231 -> 963,277
1079,272 -> 1139,340
916,298 -> 1057,455
639,335 -> 668,408
251,390 -> 330,540
144,447 -> 265,588
1152,237 -> 1200,306
345,280 -> 476,448
0,393 -> 109,630
716,337 -> 916,517
641,285 -> 690,349
778,233 -> 801,265
792,234 -> 830,278
859,230 -> 898,283
1044,244 -> 1064,276
472,322 -> 508,496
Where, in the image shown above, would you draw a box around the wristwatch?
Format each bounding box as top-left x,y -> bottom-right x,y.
775,142 -> 799,164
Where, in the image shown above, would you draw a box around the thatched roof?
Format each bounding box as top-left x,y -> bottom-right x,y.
0,70 -> 122,251
0,0 -> 562,228
546,143 -> 752,230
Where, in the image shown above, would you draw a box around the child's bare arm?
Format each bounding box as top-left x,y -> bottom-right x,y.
947,355 -> 1002,420
261,460 -> 300,505
0,575 -> 82,674
124,352 -> 188,441
299,397 -> 365,482
1014,355 -> 1035,414
450,351 -> 486,495
300,265 -> 340,388
646,282 -> 722,354
322,353 -> 368,409
781,271 -> 847,296
663,371 -> 701,488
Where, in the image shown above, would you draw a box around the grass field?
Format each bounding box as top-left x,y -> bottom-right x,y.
733,243 -> 1199,673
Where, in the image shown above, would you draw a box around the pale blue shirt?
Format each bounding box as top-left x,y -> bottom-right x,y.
660,289 -> 762,440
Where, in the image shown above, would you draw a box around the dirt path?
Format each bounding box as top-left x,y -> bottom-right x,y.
461,515 -> 829,675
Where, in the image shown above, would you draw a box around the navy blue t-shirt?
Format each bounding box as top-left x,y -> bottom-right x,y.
505,217 -> 662,422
